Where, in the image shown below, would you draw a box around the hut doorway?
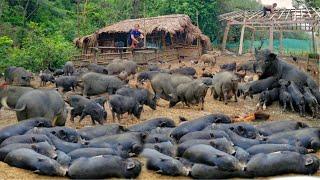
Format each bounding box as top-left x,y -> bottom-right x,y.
114,33 -> 129,47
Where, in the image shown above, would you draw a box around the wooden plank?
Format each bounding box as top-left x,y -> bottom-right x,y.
248,11 -> 262,20
311,7 -> 320,18
222,22 -> 231,51
312,28 -> 316,53
91,46 -> 131,49
269,11 -> 277,20
255,29 -> 316,32
229,20 -> 316,25
218,11 -> 244,21
238,13 -> 246,55
285,9 -> 290,21
244,25 -> 256,30
277,9 -> 286,19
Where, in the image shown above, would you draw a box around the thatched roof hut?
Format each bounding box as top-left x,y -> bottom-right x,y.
74,14 -> 211,50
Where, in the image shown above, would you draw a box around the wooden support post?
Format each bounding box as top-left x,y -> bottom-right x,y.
93,49 -> 97,64
250,30 -> 255,53
162,32 -> 167,61
196,10 -> 201,57
269,22 -> 274,52
238,18 -> 246,55
279,30 -> 284,55
93,46 -> 99,64
143,1 -> 147,49
222,22 -> 231,51
162,32 -> 167,50
312,28 -> 316,54
197,38 -> 201,57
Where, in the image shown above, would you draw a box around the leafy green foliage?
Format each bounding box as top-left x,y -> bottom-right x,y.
0,22 -> 77,72
309,53 -> 319,59
293,0 -> 320,7
0,0 -> 315,72
0,0 -> 78,72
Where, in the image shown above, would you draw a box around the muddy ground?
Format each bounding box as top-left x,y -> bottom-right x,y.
0,53 -> 319,179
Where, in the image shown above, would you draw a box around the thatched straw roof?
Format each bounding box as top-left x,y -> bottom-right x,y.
74,14 -> 211,49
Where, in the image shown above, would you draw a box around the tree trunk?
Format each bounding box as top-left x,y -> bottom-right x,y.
132,0 -> 141,19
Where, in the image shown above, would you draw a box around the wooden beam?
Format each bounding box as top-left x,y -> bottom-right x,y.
219,9 -> 319,22
238,14 -> 247,55
230,20 -> 316,25
312,28 -> 316,53
255,29 -> 317,32
278,9 -> 286,19
221,22 -> 231,51
269,22 -> 274,52
252,23 -> 315,28
93,48 -> 97,64
248,11 -> 262,20
311,7 -> 320,18
269,12 -> 277,20
304,5 -> 312,18
245,24 -> 256,30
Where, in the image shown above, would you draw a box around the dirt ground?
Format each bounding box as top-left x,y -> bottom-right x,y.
0,53 -> 319,179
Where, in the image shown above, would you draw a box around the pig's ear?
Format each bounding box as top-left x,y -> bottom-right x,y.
154,137 -> 160,143
297,122 -> 306,128
31,144 -> 37,151
141,132 -> 148,139
268,53 -> 277,61
209,140 -> 216,147
154,144 -> 160,151
37,157 -> 45,162
36,122 -> 45,127
119,125 -> 127,132
117,143 -> 123,151
305,157 -> 314,166
216,154 -> 223,158
209,133 -> 215,138
58,130 -> 67,138
159,122 -> 167,127
152,95 -> 157,101
287,81 -> 291,86
156,170 -> 163,174
237,126 -> 245,134
215,118 -> 223,123
31,137 -> 36,143
102,69 -> 108,74
126,161 -> 136,170
33,170 -> 41,174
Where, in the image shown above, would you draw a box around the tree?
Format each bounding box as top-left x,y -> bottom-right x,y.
132,0 -> 141,18
293,0 -> 320,7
